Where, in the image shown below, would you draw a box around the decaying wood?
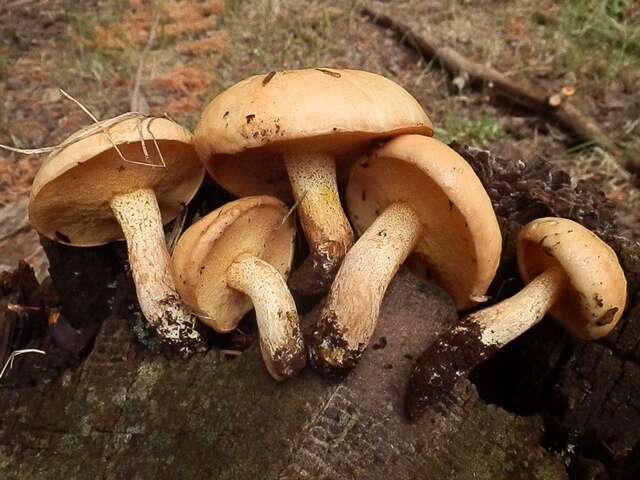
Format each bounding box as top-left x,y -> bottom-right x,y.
361,7 -> 639,175
0,268 -> 566,479
453,144 -> 640,480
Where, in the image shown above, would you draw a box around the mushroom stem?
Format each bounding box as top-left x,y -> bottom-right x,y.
284,152 -> 354,296
310,201 -> 422,377
226,253 -> 306,380
110,188 -> 204,355
472,265 -> 567,347
405,265 -> 567,421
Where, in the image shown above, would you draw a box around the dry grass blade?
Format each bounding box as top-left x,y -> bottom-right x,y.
0,349 -> 45,380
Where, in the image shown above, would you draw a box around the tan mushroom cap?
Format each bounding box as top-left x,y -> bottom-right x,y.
194,68 -> 433,200
29,117 -> 204,246
172,195 -> 295,333
517,217 -> 626,340
346,135 -> 502,310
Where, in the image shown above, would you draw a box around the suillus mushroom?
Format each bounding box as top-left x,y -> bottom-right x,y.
309,134 -> 502,376
405,217 -> 627,421
171,195 -> 305,380
29,116 -> 205,355
194,68 -> 432,296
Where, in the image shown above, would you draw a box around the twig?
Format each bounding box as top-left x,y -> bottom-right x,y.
361,7 -> 639,174
131,12 -> 160,114
0,349 -> 45,380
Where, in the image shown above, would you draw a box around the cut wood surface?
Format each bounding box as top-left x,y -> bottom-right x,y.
0,267 -> 566,480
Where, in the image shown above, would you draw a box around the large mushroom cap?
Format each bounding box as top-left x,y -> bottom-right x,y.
194,68 -> 433,200
29,116 -> 204,246
172,195 -> 295,333
346,134 -> 501,310
517,217 -> 626,340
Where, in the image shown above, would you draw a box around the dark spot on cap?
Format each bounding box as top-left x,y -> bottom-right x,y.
383,363 -> 393,370
55,231 -> 71,243
117,165 -> 126,172
361,162 -> 369,168
262,71 -> 276,86
246,114 -> 256,124
448,200 -> 453,211
223,111 -> 229,119
593,293 -> 604,308
596,307 -> 618,326
315,68 -> 341,78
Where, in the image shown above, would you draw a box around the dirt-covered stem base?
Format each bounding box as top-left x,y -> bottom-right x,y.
110,187 -> 204,356
226,253 -> 306,380
284,151 -> 354,296
406,265 -> 567,420
310,201 -> 422,377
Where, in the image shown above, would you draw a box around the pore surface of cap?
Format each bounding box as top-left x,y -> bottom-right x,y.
172,195 -> 295,332
517,217 -> 626,340
346,134 -> 502,310
29,117 -> 204,246
194,68 -> 433,200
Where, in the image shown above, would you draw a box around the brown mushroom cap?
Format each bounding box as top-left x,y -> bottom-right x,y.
194,68 -> 433,201
517,217 -> 626,340
172,195 -> 295,333
346,134 -> 501,310
29,117 -> 204,246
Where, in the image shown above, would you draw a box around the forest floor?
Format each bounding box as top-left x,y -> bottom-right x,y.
0,0 -> 639,269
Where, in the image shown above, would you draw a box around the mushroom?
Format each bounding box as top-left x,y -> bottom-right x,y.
171,195 -> 305,380
309,134 -> 502,376
405,217 -> 627,420
29,116 -> 205,355
194,68 -> 432,296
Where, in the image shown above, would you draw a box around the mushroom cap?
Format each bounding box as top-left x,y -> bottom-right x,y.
29,116 -> 204,246
194,68 -> 433,201
172,195 -> 295,333
517,217 -> 626,340
346,134 -> 502,311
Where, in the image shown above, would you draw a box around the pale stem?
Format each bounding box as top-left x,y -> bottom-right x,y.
469,265 -> 567,348
110,187 -> 203,355
226,253 -> 306,380
312,202 -> 422,372
284,151 -> 354,295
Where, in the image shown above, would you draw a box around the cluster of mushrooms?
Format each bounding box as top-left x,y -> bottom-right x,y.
28,68 -> 627,415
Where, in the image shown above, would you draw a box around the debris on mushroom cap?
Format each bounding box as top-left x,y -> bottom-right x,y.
194,68 -> 433,298
172,196 -> 296,333
29,116 -> 204,246
517,217 -> 627,340
346,134 -> 502,310
194,68 -> 433,199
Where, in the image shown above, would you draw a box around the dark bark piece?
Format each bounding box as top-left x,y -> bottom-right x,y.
361,7 -> 640,175
0,270 -> 566,479
40,237 -> 128,330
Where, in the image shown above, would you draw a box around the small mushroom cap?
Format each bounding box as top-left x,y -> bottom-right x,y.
346,135 -> 502,310
517,217 -> 626,340
194,68 -> 433,201
29,117 -> 204,246
172,196 -> 295,333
